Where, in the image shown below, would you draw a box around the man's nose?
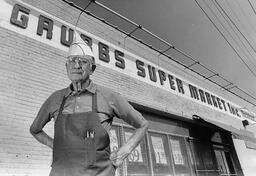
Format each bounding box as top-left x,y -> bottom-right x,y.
74,60 -> 81,68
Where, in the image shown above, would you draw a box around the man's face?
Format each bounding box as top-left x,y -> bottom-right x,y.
66,55 -> 94,82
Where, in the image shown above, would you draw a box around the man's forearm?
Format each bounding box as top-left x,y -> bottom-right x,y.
30,129 -> 53,149
117,120 -> 149,160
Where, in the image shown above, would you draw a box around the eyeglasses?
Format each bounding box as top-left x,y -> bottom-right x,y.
66,56 -> 92,65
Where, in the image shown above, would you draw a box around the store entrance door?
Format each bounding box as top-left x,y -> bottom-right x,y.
214,149 -> 236,176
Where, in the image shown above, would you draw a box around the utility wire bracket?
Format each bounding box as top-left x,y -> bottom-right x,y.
159,45 -> 175,56
223,82 -> 233,88
226,85 -> 237,90
125,26 -> 142,38
186,61 -> 200,69
206,73 -> 219,80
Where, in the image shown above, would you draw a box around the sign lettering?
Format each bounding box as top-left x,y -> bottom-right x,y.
6,2 -> 255,121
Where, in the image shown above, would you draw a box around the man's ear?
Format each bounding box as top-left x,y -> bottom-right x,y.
91,64 -> 96,72
91,57 -> 96,72
90,65 -> 96,75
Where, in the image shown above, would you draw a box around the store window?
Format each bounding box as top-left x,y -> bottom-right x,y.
189,140 -> 219,176
109,125 -> 122,176
169,135 -> 192,176
148,132 -> 174,176
124,128 -> 151,176
109,121 -> 239,176
214,149 -> 236,176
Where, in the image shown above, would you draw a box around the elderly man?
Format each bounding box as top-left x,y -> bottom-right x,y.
30,32 -> 148,176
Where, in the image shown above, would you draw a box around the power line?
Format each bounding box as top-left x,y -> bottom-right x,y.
231,0 -> 256,41
209,0 -> 255,68
75,1 -> 93,28
214,0 -> 256,70
232,0 -> 256,47
212,0 -> 256,71
225,0 -> 256,63
202,0 -> 256,98
198,0 -> 256,103
194,0 -> 256,78
202,0 -> 256,99
247,0 -> 256,16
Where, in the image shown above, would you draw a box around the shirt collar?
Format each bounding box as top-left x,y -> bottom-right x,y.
65,80 -> 97,97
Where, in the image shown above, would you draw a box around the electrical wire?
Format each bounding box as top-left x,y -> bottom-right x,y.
194,0 -> 256,78
197,0 -> 256,103
202,0 -> 256,83
202,0 -> 256,100
74,1 -> 93,29
231,0 -> 256,41
247,0 -> 256,16
225,0 -> 256,62
213,0 -> 256,70
212,0 -> 256,71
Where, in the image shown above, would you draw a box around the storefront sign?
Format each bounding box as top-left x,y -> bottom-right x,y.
1,0 -> 255,121
170,139 -> 184,165
151,136 -> 168,164
125,132 -> 143,162
240,110 -> 256,122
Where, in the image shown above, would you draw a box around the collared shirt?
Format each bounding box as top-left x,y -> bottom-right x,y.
30,81 -> 146,134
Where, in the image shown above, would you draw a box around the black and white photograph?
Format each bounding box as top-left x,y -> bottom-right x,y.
0,0 -> 256,176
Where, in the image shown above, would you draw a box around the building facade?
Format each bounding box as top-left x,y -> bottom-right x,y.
0,0 -> 256,176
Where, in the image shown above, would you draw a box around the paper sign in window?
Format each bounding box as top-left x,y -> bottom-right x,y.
109,129 -> 121,176
125,132 -> 143,162
170,139 -> 184,165
151,136 -> 167,164
110,129 -> 119,152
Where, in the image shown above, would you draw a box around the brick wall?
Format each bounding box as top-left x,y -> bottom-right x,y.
0,0 -> 251,175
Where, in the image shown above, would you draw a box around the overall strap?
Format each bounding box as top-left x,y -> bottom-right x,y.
92,92 -> 98,112
58,95 -> 67,116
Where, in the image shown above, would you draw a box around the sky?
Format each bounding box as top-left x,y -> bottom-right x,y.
70,0 -> 256,114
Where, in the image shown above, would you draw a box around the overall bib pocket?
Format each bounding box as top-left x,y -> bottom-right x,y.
84,137 -> 96,166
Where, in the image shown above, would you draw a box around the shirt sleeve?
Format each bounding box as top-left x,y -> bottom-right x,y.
110,93 -> 147,128
30,95 -> 53,134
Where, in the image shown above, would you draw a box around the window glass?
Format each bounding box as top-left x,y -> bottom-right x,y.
184,139 -> 197,176
169,136 -> 191,176
148,132 -> 174,176
190,140 -> 219,176
109,126 -> 122,176
124,128 -> 151,176
224,152 -> 235,174
214,150 -> 226,174
202,145 -> 216,170
189,140 -> 206,171
214,149 -> 236,175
